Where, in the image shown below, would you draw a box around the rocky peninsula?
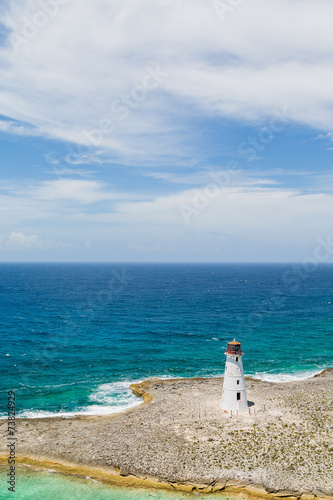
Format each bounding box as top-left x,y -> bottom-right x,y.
1,370 -> 333,498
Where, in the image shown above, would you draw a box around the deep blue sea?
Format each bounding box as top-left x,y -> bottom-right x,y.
0,263 -> 332,418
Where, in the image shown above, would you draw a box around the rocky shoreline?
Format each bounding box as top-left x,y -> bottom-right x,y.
1,370 -> 333,498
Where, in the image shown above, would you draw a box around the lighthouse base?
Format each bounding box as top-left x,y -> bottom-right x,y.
221,389 -> 248,413
221,400 -> 248,413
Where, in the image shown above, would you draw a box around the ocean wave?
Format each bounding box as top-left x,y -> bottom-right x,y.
0,380 -> 142,420
88,380 -> 142,408
18,381 -> 82,389
1,368 -> 331,420
251,368 -> 326,383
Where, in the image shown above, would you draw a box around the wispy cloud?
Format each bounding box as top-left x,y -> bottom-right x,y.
0,119 -> 41,136
1,175 -> 333,261
146,170 -> 278,187
0,1 -> 332,261
6,178 -> 134,205
0,231 -> 65,250
1,1 -> 333,166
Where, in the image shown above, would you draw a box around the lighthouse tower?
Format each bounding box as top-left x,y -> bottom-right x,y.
221,340 -> 248,413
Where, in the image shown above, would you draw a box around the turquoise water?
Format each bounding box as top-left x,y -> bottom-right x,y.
0,263 -> 332,418
0,466 -> 237,500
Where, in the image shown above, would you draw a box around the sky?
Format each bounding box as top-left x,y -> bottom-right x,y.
0,0 -> 333,262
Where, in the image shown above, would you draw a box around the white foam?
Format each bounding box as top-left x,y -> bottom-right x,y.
157,374 -> 178,380
0,380 -> 143,419
86,380 -> 143,414
251,368 -> 326,383
2,368 -> 330,420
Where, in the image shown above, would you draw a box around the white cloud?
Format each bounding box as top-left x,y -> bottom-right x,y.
32,179 -> 116,203
3,178 -> 132,205
0,178 -> 332,261
1,0 -> 333,165
0,119 -> 41,136
57,184 -> 331,261
0,231 -> 64,250
44,168 -> 96,177
0,178 -> 140,234
0,232 -> 41,248
65,183 -> 333,241
146,170 -> 278,187
0,1 -> 333,261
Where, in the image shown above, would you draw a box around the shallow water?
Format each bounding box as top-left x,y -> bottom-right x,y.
0,466 -> 237,500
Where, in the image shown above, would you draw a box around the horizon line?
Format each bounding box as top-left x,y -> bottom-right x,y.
0,261 -> 332,265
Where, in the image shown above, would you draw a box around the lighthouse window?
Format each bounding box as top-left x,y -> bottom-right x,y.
237,380 -> 240,385
236,357 -> 238,362
237,392 -> 241,401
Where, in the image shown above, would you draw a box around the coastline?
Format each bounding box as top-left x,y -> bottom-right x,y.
0,456 -> 271,497
1,367 -> 328,421
1,370 -> 333,499
0,456 -> 296,498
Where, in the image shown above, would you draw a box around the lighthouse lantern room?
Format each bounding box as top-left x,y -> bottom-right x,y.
221,340 -> 248,413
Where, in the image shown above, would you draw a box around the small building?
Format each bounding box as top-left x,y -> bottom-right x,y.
221,340 -> 248,413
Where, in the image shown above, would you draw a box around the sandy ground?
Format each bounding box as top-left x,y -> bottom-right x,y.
1,370 -> 333,498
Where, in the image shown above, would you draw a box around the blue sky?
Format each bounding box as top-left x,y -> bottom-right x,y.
0,0 -> 333,262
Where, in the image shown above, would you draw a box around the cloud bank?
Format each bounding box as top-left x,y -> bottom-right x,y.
1,0 -> 333,165
0,1 -> 332,261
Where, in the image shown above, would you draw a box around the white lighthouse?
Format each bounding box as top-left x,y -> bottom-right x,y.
221,340 -> 248,413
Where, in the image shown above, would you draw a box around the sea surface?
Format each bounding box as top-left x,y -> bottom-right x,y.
1,263 -> 332,498
0,466 -> 238,500
1,263 -> 332,419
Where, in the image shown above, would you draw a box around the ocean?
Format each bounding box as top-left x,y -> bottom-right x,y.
1,263 -> 332,499
1,263 -> 332,419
